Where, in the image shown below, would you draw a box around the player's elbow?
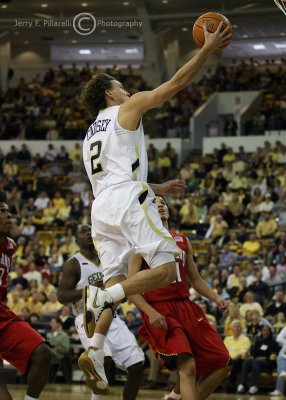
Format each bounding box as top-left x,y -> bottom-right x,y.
57,289 -> 65,304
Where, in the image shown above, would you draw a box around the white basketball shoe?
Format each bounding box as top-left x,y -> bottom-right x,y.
83,286 -> 115,338
78,347 -> 109,395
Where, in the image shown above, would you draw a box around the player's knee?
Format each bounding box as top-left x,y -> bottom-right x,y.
178,357 -> 196,379
222,365 -> 232,379
31,343 -> 52,366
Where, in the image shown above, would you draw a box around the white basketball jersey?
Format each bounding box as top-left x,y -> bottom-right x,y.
82,105 -> 148,199
71,252 -> 103,316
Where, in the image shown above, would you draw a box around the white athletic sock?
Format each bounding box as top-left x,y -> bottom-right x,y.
105,283 -> 125,303
24,395 -> 38,400
169,390 -> 181,399
91,333 -> 105,350
91,393 -> 101,400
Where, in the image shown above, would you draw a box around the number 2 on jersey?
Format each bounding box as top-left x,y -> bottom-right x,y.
90,141 -> 104,175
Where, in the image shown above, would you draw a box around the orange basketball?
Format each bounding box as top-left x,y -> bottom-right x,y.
193,12 -> 232,50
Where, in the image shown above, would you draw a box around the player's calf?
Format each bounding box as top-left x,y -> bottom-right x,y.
26,343 -> 52,398
123,362 -> 145,400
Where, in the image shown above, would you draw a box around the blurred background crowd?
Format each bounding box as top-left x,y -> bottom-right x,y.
1,61 -> 286,394
1,60 -> 286,141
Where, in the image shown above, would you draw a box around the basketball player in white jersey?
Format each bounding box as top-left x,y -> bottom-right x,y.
57,225 -> 144,399
80,22 -> 232,393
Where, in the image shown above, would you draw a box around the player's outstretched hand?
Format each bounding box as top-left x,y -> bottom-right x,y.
159,179 -> 186,198
215,296 -> 228,314
148,309 -> 168,330
203,21 -> 232,52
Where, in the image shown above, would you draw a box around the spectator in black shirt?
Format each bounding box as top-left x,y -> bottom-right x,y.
59,305 -> 76,334
17,144 -> 31,162
237,325 -> 279,395
249,271 -> 269,304
265,290 -> 286,323
11,266 -> 29,290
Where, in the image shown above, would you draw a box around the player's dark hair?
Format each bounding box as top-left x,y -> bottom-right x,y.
80,73 -> 116,118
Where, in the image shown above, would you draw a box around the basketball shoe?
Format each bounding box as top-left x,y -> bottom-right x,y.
78,347 -> 109,395
83,286 -> 115,338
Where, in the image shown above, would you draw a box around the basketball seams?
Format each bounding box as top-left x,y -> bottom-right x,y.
193,11 -> 232,49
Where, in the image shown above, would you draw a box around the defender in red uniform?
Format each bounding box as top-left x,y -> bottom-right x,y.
0,200 -> 51,400
129,196 -> 231,400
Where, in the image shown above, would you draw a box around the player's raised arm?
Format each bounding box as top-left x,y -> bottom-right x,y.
118,22 -> 232,130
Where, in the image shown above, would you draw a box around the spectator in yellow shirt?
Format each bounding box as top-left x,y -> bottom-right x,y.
28,292 -> 44,314
256,212 -> 278,239
229,171 -> 249,190
239,291 -> 264,318
206,214 -> 228,240
228,193 -> 244,220
7,289 -> 26,316
4,160 -> 18,178
179,199 -> 199,226
224,320 -> 251,392
224,303 -> 246,337
40,292 -> 63,318
223,148 -> 236,163
69,143 -> 82,162
38,277 -> 57,297
59,237 -> 78,259
227,265 -> 242,291
43,201 -> 57,225
242,234 -> 261,257
52,191 -> 66,209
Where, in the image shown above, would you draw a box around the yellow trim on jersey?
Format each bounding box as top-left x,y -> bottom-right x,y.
139,182 -> 178,250
132,145 -> 140,180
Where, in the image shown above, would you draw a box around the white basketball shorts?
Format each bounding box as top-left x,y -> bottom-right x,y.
91,181 -> 179,282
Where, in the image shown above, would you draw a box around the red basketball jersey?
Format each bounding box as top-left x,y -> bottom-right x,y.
142,231 -> 190,302
0,237 -> 16,303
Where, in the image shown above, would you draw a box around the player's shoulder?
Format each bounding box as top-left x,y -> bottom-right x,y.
5,237 -> 17,251
170,230 -> 190,252
64,254 -> 80,269
0,237 -> 16,259
169,230 -> 187,243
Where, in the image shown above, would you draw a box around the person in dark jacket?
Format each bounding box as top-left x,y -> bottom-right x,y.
237,324 -> 279,395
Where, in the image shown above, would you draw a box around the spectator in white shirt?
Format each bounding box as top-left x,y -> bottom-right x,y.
70,177 -> 86,194
21,217 -> 36,238
44,144 -> 58,163
34,191 -> 50,210
259,194 -> 274,213
24,262 -> 42,286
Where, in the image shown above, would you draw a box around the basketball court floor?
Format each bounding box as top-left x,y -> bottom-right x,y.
7,384 -> 284,399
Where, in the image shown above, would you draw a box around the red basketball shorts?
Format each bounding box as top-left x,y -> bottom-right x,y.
139,299 -> 230,377
0,304 -> 45,373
